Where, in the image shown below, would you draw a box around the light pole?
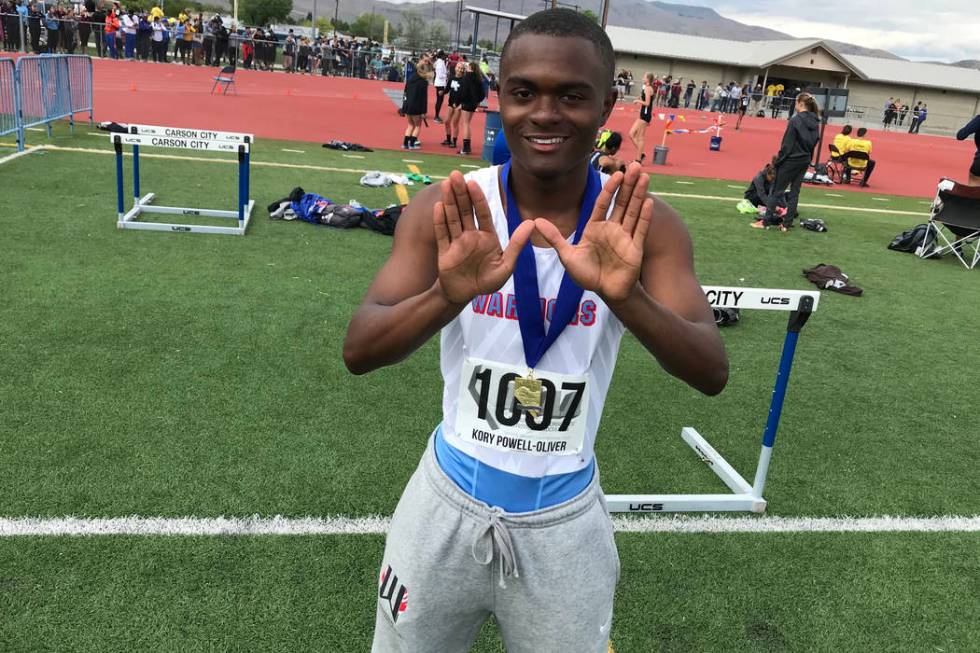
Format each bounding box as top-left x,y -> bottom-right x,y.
493,0 -> 501,50
312,0 -> 318,37
334,0 -> 340,36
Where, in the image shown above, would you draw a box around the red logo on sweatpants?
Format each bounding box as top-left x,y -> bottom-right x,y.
379,564 -> 409,622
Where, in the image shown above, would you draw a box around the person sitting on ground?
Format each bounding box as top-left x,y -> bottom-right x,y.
955,114 -> 980,185
743,157 -> 787,214
844,127 -> 876,187
590,130 -> 628,174
832,125 -> 853,159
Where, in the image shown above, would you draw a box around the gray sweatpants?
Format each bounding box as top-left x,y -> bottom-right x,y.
372,436 -> 620,652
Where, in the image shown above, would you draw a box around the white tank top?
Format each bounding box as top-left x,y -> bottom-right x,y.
440,165 -> 626,478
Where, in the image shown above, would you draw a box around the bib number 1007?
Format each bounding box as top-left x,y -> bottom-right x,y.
473,368 -> 584,431
456,358 -> 590,456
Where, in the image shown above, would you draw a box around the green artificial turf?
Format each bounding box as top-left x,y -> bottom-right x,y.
2,129 -> 975,518
0,534 -> 976,652
1,127 -> 978,651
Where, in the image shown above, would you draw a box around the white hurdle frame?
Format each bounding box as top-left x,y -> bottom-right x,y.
112,124 -> 255,235
605,287 -> 819,514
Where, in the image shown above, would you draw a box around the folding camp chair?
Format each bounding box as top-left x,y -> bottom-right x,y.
841,150 -> 870,185
919,179 -> 980,269
826,143 -> 846,183
211,66 -> 237,95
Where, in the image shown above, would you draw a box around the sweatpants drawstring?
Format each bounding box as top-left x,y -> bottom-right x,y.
471,508 -> 519,588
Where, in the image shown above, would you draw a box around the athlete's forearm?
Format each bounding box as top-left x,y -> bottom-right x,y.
603,284 -> 728,395
343,281 -> 465,375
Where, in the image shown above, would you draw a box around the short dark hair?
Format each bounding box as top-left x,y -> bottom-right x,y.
857,127 -> 868,137
841,125 -> 852,135
603,131 -> 622,152
501,9 -> 615,89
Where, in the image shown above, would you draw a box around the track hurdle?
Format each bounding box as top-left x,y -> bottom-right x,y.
605,287 -> 818,514
112,124 -> 255,235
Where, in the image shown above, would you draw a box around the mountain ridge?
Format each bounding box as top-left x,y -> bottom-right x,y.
277,0 -> 937,65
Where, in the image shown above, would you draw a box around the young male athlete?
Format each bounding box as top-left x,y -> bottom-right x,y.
344,9 -> 728,652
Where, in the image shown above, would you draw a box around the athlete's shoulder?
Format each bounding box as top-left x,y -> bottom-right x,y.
463,164 -> 501,188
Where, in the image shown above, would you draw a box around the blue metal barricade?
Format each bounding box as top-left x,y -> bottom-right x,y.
12,55 -> 94,151
65,55 -> 94,123
0,58 -> 18,149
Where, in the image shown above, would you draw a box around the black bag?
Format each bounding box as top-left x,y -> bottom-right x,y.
713,307 -> 740,326
887,223 -> 935,254
320,205 -> 363,228
362,205 -> 404,236
801,218 -> 827,232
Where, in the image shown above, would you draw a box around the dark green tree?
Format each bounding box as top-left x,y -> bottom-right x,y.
239,0 -> 293,27
350,12 -> 387,41
402,11 -> 427,50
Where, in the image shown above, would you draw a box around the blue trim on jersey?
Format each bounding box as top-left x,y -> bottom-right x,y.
433,425 -> 594,512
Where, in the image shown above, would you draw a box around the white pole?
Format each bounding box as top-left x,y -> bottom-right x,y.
233,0 -> 239,26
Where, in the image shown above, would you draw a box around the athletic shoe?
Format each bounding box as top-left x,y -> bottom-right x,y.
433,117 -> 443,124
459,149 -> 471,155
440,138 -> 453,146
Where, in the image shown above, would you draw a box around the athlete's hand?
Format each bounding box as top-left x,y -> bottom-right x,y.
534,163 -> 653,303
434,171 -> 536,305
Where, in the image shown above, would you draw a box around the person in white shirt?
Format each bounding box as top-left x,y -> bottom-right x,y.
150,15 -> 165,62
121,9 -> 137,59
728,82 -> 742,113
433,50 -> 449,124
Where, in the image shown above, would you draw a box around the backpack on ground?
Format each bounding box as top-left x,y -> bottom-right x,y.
362,205 -> 404,236
887,223 -> 935,254
713,307 -> 740,326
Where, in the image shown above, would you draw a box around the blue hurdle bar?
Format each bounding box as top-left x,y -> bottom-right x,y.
132,145 -> 141,201
752,296 -> 814,497
114,136 -> 125,217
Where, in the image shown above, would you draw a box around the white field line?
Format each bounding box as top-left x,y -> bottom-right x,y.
0,147 -> 39,166
825,193 -> 843,197
342,154 -> 365,159
30,146 -> 928,217
727,185 -> 743,189
674,180 -> 695,184
26,126 -> 44,132
281,148 -> 305,154
872,197 -> 890,201
402,159 -> 424,163
1,515 -> 978,537
655,190 -> 927,217
460,164 -> 481,169
37,144 -> 449,179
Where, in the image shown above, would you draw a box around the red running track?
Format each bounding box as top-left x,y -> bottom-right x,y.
79,58 -> 976,198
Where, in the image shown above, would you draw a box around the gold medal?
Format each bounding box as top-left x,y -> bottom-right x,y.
513,372 -> 543,418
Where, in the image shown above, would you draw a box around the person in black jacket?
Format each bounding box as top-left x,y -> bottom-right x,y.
956,114 -> 980,185
27,3 -> 42,53
440,60 -> 467,149
401,56 -> 433,150
456,61 -> 486,155
744,157 -> 787,212
753,92 -> 820,230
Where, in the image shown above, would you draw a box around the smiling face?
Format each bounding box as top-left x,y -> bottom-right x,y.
499,34 -> 617,181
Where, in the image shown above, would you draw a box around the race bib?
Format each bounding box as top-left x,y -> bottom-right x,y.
455,357 -> 590,456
